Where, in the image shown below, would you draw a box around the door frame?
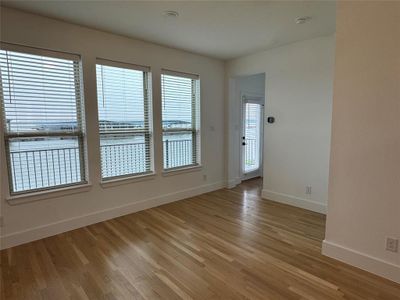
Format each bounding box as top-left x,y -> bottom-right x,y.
240,92 -> 264,180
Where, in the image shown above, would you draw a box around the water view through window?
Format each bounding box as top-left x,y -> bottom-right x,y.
1,48 -> 201,193
0,48 -> 86,193
161,72 -> 200,170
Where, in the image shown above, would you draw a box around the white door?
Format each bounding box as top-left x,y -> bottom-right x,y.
241,98 -> 263,180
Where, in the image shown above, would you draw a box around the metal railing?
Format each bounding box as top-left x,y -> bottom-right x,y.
9,138 -> 194,192
100,142 -> 147,178
244,138 -> 257,170
164,139 -> 193,169
100,139 -> 193,177
10,147 -> 82,192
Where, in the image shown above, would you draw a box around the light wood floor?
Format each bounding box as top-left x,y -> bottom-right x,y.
1,178 -> 399,299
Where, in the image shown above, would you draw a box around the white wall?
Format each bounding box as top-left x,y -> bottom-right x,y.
236,74 -> 266,97
226,35 -> 335,213
0,8 -> 225,249
323,1 -> 400,283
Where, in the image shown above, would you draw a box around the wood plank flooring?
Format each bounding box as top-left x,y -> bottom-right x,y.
1,178 -> 399,299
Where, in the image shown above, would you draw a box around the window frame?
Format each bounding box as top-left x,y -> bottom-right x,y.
161,69 -> 201,172
95,58 -> 154,181
0,43 -> 88,196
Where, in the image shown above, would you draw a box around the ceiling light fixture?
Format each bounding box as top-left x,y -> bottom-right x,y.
163,10 -> 179,18
295,16 -> 312,24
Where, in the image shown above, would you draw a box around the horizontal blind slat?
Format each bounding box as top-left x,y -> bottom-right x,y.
161,72 -> 200,170
96,62 -> 153,180
0,48 -> 86,194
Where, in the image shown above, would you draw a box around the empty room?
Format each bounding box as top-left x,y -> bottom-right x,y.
0,1 -> 399,299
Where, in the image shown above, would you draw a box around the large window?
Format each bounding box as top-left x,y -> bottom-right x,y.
0,44 -> 86,194
96,59 -> 153,180
161,70 -> 200,170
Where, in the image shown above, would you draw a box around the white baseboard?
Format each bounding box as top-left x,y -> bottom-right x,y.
0,181 -> 225,250
322,240 -> 400,284
226,177 -> 241,189
261,189 -> 327,214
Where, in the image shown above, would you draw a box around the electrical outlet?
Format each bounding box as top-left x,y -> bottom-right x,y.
203,174 -> 207,181
386,237 -> 399,253
305,186 -> 312,195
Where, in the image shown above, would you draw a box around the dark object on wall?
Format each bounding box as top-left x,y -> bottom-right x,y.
267,116 -> 275,124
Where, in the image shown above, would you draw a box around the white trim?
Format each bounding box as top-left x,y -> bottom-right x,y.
100,173 -> 156,188
162,165 -> 202,177
322,240 -> 400,284
1,41 -> 80,61
0,181 -> 225,250
226,177 -> 242,189
262,189 -> 327,214
6,183 -> 92,205
161,68 -> 199,80
241,91 -> 264,103
96,57 -> 150,72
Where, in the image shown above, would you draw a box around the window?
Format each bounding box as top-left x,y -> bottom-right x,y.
161,70 -> 200,170
0,44 -> 86,195
96,59 -> 153,180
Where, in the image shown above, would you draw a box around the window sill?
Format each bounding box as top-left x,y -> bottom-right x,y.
6,183 -> 92,206
162,165 -> 202,177
100,172 -> 156,188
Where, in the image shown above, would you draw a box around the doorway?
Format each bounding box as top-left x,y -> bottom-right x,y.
241,94 -> 264,180
226,73 -> 265,188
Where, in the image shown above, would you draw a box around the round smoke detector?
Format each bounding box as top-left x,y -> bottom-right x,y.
295,16 -> 312,24
163,10 -> 179,18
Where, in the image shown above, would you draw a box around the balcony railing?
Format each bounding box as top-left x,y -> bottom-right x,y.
9,147 -> 82,192
100,139 -> 193,176
244,138 -> 258,171
163,139 -> 193,169
100,142 -> 147,178
9,138 -> 195,192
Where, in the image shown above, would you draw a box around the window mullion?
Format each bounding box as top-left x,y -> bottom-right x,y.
74,60 -> 86,184
143,72 -> 151,172
191,79 -> 197,165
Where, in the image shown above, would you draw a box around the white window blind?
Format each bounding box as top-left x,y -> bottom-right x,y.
161,70 -> 200,170
0,44 -> 86,194
96,59 -> 153,180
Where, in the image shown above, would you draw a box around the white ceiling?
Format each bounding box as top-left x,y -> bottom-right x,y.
2,1 -> 336,60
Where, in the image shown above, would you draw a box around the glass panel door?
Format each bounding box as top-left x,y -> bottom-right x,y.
242,102 -> 262,175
